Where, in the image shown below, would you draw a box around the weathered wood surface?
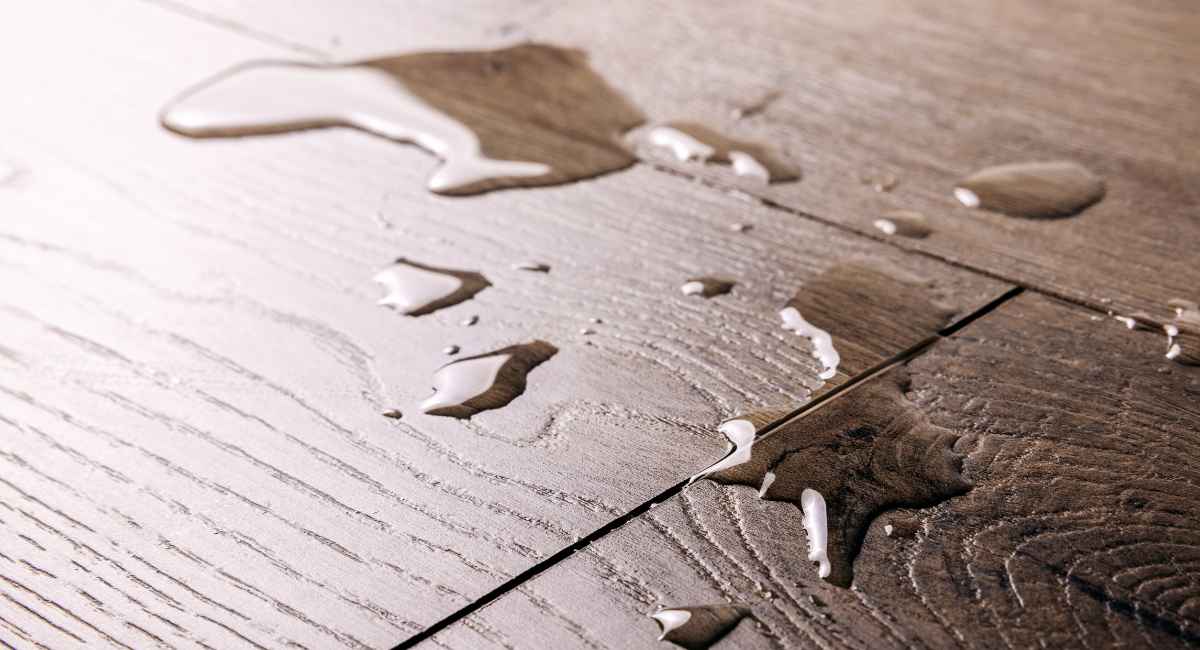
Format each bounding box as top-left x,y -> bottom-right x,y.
430,292 -> 1200,649
0,2 -> 1010,648
169,0 -> 1200,319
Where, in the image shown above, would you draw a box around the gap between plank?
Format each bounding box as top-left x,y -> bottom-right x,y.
392,285 -> 1024,649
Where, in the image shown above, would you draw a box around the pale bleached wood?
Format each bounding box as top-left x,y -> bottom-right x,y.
165,0 -> 1200,320
431,293 -> 1200,649
0,2 -> 1007,648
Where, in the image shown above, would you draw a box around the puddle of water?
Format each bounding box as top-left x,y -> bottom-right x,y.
783,264 -> 954,380
697,371 -> 969,586
681,277 -> 735,298
644,122 -> 798,184
873,210 -> 931,239
650,604 -> 750,649
373,258 -> 490,316
954,161 -> 1104,219
420,341 -> 557,418
162,44 -> 644,195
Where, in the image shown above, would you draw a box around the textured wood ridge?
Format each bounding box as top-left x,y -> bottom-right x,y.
0,2 -> 1012,648
430,293 -> 1200,649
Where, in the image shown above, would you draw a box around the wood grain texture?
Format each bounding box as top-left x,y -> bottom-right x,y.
172,0 -> 1200,319
0,2 -> 1007,647
431,293 -> 1200,649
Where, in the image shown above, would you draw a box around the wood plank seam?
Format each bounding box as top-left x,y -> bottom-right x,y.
390,286 -> 1025,649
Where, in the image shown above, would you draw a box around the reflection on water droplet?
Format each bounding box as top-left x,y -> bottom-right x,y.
873,210 -> 931,239
1165,299 -> 1200,365
513,261 -> 550,273
373,258 -> 490,316
460,315 -> 479,326
421,341 -> 557,418
681,277 -> 735,298
780,307 -> 839,380
443,345 -> 460,355
381,409 -> 403,419
644,122 -> 798,184
651,604 -> 750,649
800,488 -> 831,579
161,44 -> 644,195
954,161 -> 1104,219
884,517 -> 918,538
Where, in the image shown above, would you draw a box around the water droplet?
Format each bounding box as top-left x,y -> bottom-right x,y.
443,345 -> 460,355
373,258 -> 490,316
161,44 -> 645,195
780,307 -> 839,380
680,277 -> 735,298
757,471 -> 776,498
883,523 -> 893,536
954,161 -> 1105,219
698,371 -> 969,586
381,409 -> 403,419
1114,315 -> 1138,330
729,223 -> 753,233
650,604 -> 750,649
579,328 -> 595,336
800,488 -> 831,579
588,317 -> 603,324
513,261 -> 550,273
689,416 -> 764,483
460,315 -> 479,326
421,341 -> 557,418
861,173 -> 898,192
873,210 -> 931,239
1163,299 -> 1199,366
645,122 -> 798,184
883,517 -> 918,538
729,90 -> 780,120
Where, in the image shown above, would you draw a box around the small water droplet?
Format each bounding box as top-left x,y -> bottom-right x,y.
883,517 -> 918,538
1164,299 -> 1200,366
650,604 -> 750,649
873,210 -> 931,239
161,44 -> 645,195
381,409 -> 403,419
443,345 -> 460,355
460,315 -> 479,326
1114,315 -> 1138,330
421,341 -> 557,418
579,327 -> 595,336
645,122 -> 798,183
374,258 -> 490,316
589,317 -> 603,324
513,261 -> 550,273
729,223 -> 753,233
680,277 -> 735,298
729,90 -> 780,120
861,173 -> 898,192
954,161 -> 1104,219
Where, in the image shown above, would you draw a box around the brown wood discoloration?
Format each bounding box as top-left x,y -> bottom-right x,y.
434,294 -> 1200,648
0,3 -> 1007,647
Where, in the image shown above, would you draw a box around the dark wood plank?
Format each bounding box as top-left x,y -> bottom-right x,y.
0,2 -> 1008,648
430,293 -> 1200,649
168,0 -> 1200,320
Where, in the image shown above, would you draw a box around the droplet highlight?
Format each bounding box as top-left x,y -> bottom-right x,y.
680,277 -> 735,298
373,258 -> 490,316
645,122 -> 798,184
873,210 -> 931,239
420,341 -> 558,418
162,44 -> 645,195
954,161 -> 1105,219
780,306 -> 839,381
650,604 -> 750,650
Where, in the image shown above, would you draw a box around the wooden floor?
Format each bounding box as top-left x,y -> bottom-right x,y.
1,1 -> 1197,649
